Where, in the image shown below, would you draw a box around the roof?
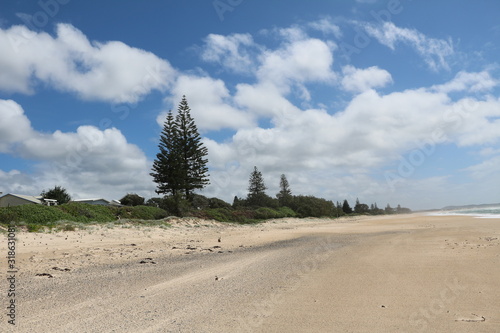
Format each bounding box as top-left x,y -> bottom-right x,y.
72,198 -> 122,206
0,193 -> 42,204
73,198 -> 111,203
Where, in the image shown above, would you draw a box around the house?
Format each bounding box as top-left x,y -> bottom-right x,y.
72,198 -> 122,206
0,193 -> 41,207
0,193 -> 59,207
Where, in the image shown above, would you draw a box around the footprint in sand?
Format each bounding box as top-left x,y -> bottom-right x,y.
455,313 -> 486,322
35,273 -> 54,278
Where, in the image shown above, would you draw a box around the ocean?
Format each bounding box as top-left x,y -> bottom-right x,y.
430,206 -> 500,218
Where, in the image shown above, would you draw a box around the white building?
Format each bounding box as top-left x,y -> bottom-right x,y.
72,198 -> 122,206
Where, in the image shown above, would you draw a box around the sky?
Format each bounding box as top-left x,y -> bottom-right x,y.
0,0 -> 499,210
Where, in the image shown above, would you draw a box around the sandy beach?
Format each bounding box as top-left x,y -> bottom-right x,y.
2,214 -> 500,332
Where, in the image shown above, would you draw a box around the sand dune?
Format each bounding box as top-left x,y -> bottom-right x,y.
2,214 -> 499,332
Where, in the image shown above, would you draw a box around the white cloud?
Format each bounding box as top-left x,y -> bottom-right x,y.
234,81 -> 302,118
0,99 -> 154,200
431,71 -> 498,93
341,65 -> 393,93
308,18 -> 342,39
466,155 -> 500,180
0,23 -> 176,103
478,147 -> 500,157
0,99 -> 34,152
364,22 -> 454,71
159,75 -> 255,131
257,37 -> 336,93
200,33 -> 259,74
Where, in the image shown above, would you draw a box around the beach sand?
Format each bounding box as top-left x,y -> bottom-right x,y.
1,214 -> 499,332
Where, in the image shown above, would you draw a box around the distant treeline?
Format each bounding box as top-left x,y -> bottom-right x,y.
142,165 -> 412,222
143,193 -> 411,223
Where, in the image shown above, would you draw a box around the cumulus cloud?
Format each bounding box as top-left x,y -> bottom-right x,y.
364,22 -> 454,71
257,37 -> 336,94
0,99 -> 154,199
0,99 -> 35,152
160,75 -> 255,131
431,71 -> 498,93
0,23 -> 176,103
341,65 -> 392,93
164,28 -> 337,130
200,33 -> 260,74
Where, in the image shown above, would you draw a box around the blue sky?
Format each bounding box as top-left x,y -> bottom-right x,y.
1,0 -> 499,210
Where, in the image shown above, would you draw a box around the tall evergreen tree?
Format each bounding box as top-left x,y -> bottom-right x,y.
151,110 -> 181,196
342,199 -> 353,214
174,96 -> 210,199
276,174 -> 292,206
247,166 -> 267,206
150,96 -> 209,200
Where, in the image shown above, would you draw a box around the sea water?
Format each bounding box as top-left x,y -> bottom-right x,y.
431,206 -> 500,218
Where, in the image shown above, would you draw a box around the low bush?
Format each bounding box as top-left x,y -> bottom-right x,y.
208,197 -> 232,209
204,208 -> 234,222
120,205 -> 168,220
0,204 -> 74,224
56,202 -> 116,222
289,195 -> 337,218
276,206 -> 297,218
254,207 -> 279,219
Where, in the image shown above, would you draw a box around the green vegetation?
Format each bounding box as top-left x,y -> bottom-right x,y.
40,185 -> 72,205
119,193 -> 145,206
150,96 -> 209,199
0,204 -> 74,224
0,202 -> 170,231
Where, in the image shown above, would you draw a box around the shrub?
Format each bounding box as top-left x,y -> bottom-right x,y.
254,207 -> 279,219
289,195 -> 337,218
126,206 -> 168,220
56,202 -> 116,222
161,195 -> 192,217
204,208 -> 234,222
246,193 -> 279,208
276,206 -> 297,218
208,197 -> 232,209
119,193 -> 145,206
191,194 -> 210,210
0,204 -> 74,224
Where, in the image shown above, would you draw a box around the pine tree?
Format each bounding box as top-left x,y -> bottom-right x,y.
276,174 -> 292,206
151,110 -> 182,196
342,199 -> 353,214
247,166 -> 267,206
336,201 -> 343,213
150,96 -> 209,200
174,96 -> 210,199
